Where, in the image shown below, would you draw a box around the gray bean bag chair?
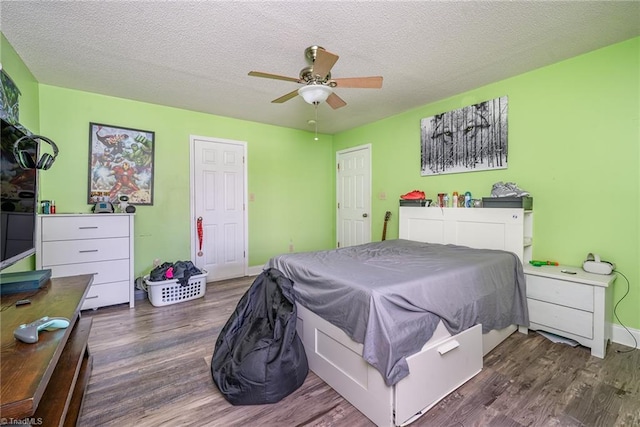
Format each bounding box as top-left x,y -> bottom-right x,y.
211,268 -> 308,405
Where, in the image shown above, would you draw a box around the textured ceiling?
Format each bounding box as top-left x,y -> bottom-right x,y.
1,1 -> 639,134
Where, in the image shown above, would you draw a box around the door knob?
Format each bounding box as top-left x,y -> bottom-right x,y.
362,213 -> 368,218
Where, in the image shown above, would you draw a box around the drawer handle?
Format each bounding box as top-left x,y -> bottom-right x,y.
79,226 -> 99,229
85,295 -> 99,300
437,340 -> 460,355
79,249 -> 99,253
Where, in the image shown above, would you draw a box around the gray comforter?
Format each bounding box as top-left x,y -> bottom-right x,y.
266,239 -> 528,386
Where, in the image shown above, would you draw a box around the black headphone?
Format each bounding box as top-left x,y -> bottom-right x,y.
13,134 -> 59,170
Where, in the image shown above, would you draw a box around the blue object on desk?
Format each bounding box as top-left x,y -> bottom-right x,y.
0,269 -> 51,295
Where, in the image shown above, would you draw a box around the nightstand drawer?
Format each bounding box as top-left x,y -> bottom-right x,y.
41,215 -> 130,241
526,274 -> 593,311
41,238 -> 129,266
528,299 -> 593,339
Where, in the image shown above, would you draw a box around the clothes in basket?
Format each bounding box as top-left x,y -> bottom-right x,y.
149,260 -> 202,286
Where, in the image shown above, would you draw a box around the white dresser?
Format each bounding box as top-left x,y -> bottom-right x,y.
36,213 -> 135,310
520,264 -> 616,358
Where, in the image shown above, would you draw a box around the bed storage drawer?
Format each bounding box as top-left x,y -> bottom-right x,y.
395,324 -> 483,425
297,305 -> 485,427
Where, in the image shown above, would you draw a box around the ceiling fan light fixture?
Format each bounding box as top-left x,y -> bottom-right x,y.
298,85 -> 332,105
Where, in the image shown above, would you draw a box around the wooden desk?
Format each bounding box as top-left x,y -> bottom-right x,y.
1,274 -> 93,425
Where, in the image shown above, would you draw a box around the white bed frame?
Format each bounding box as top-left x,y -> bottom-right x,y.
295,207 -> 532,426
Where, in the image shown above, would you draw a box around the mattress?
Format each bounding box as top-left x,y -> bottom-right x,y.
266,239 -> 528,385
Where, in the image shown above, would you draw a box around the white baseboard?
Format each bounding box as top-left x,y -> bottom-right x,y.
612,323 -> 640,350
247,265 -> 263,276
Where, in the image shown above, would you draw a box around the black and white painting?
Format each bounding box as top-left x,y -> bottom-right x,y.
420,96 -> 508,176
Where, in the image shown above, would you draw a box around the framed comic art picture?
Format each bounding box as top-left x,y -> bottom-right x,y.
88,123 -> 155,205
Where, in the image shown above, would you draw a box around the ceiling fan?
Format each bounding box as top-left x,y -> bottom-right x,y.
248,45 -> 383,109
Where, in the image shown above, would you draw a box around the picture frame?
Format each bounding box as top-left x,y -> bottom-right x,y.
88,122 -> 155,205
420,96 -> 508,176
1,69 -> 22,123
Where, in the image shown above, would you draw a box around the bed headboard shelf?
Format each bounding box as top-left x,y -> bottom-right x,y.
399,207 -> 533,262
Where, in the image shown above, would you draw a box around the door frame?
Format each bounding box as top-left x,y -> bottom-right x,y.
189,134 -> 249,278
336,143 -> 372,247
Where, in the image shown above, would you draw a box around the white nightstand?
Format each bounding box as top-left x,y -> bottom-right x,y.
518,264 -> 616,358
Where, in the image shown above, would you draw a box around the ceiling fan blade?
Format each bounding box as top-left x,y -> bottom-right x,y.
332,76 -> 383,89
313,49 -> 339,80
248,71 -> 301,83
271,89 -> 299,104
326,92 -> 347,109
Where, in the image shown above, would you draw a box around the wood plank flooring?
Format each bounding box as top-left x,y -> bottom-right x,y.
79,276 -> 640,427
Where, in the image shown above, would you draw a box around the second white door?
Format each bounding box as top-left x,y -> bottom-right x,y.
336,144 -> 371,247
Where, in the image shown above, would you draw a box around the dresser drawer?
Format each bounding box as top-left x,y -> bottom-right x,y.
526,274 -> 594,312
41,215 -> 130,241
528,298 -> 593,339
82,281 -> 130,310
41,238 -> 129,266
47,259 -> 130,285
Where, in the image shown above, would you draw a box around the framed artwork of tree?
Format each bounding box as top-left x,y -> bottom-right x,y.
420,96 -> 508,176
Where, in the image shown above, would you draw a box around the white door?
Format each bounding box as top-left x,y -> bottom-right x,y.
190,136 -> 247,281
336,144 -> 371,247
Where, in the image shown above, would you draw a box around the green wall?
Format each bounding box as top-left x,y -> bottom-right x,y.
333,37 -> 640,330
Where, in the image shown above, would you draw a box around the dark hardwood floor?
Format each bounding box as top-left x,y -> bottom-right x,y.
79,276 -> 640,427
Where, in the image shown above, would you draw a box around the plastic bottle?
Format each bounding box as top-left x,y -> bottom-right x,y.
50,200 -> 56,214
464,192 -> 472,208
452,192 -> 459,208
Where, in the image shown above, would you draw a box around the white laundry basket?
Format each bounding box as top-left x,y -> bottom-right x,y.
144,270 -> 208,307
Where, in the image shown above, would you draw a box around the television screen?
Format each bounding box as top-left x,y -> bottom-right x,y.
1,118 -> 38,270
